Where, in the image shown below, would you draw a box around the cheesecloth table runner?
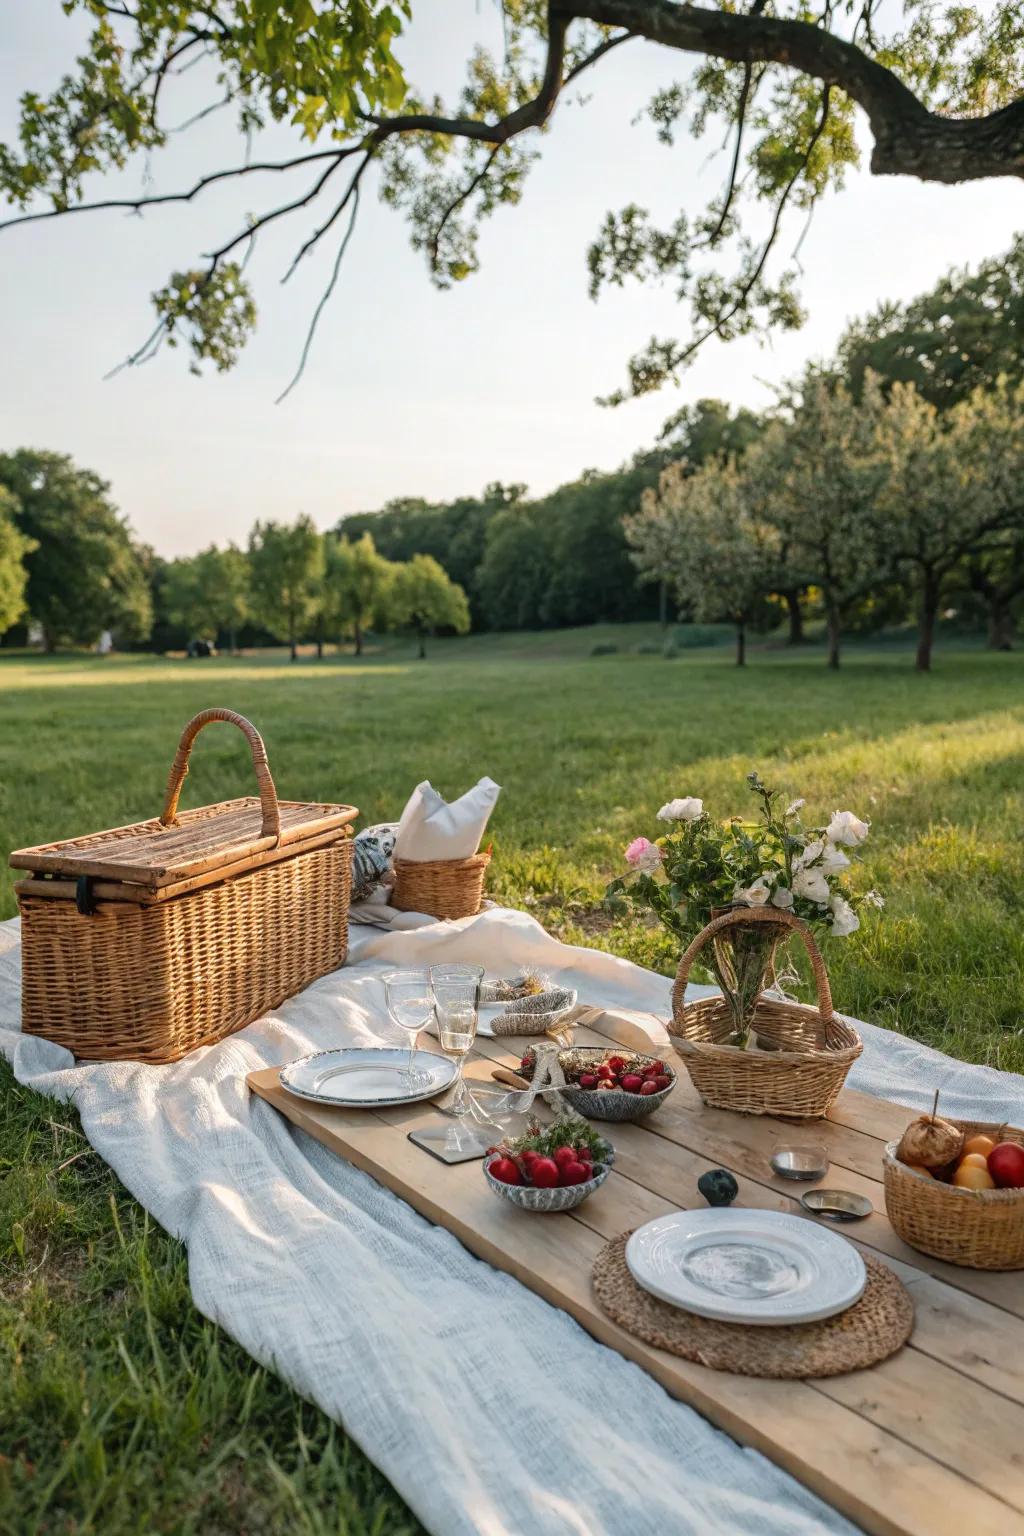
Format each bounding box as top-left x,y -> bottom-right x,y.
2,907 -> 1022,1536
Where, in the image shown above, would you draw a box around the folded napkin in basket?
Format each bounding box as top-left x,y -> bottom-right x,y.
394,777 -> 500,862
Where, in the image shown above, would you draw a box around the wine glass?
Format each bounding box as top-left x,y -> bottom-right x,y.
383,969 -> 434,1088
430,964 -> 484,1120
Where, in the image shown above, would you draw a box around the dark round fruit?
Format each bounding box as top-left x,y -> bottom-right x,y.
697,1168 -> 739,1207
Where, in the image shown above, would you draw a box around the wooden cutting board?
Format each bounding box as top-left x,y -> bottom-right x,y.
248,1011 -> 1024,1536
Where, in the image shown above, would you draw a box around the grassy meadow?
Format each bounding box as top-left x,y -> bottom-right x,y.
2,627 -> 1024,1533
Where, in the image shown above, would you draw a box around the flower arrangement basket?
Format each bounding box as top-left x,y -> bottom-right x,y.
667,907 -> 862,1119
883,1121 -> 1024,1270
10,708 -> 357,1064
391,849 -> 491,920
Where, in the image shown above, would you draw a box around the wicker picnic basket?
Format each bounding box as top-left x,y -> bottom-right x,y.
667,907 -> 862,1118
391,849 -> 491,920
10,707 -> 357,1064
884,1121 -> 1024,1270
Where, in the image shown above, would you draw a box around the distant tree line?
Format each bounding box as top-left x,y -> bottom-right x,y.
1,237 -> 1022,661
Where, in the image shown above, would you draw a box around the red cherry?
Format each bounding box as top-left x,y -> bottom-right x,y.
489,1157 -> 522,1185
640,1080 -> 660,1096
577,1072 -> 599,1089
553,1145 -> 578,1169
530,1157 -> 560,1188
621,1073 -> 644,1094
558,1160 -> 590,1186
653,1074 -> 672,1090
521,1149 -> 540,1164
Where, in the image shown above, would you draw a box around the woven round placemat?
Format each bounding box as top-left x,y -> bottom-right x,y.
592,1232 -> 913,1378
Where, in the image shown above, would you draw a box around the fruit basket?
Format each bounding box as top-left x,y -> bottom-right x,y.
667,907 -> 861,1119
884,1118 -> 1024,1270
518,1045 -> 676,1121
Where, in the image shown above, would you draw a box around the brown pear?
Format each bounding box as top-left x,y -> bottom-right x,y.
896,1092 -> 964,1169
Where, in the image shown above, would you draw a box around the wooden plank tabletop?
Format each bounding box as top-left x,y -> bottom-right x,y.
247,1011 -> 1024,1536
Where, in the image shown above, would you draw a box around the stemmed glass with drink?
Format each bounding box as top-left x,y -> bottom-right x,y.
430,964 -> 484,1121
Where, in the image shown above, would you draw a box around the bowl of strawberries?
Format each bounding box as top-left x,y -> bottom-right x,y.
519,1045 -> 676,1122
483,1119 -> 614,1212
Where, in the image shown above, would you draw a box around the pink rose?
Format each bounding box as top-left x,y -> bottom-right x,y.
625,836 -> 662,872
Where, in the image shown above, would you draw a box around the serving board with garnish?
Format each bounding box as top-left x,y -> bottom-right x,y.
248,1010 -> 1024,1536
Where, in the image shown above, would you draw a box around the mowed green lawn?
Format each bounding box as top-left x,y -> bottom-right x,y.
2,629 -> 1023,1534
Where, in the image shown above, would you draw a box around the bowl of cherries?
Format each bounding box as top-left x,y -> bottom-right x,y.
519,1045 -> 676,1122
484,1119 -> 614,1213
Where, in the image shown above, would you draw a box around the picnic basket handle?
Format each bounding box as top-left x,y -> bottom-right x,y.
160,708 -> 281,841
670,906 -> 833,1025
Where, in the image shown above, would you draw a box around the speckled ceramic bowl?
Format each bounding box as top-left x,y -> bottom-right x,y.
551,1046 -> 677,1122
483,1153 -> 611,1212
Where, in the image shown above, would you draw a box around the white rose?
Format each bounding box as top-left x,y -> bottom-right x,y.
771,885 -> 794,909
794,839 -> 824,868
827,810 -> 870,846
793,865 -> 831,904
784,798 -> 805,818
829,894 -> 860,936
733,881 -> 770,906
820,844 -> 851,872
657,796 -> 704,823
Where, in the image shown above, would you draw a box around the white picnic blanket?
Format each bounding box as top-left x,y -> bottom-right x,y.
2,907 -> 1022,1536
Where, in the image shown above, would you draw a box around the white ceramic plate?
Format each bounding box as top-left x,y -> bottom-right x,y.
280,1048 -> 458,1108
625,1208 -> 866,1326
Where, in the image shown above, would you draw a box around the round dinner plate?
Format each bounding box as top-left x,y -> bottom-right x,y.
280,1048 -> 458,1108
625,1208 -> 866,1326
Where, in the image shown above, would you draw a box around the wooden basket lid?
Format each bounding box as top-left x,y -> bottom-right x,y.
9,709 -> 357,893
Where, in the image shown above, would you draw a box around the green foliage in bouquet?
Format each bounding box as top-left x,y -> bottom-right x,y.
604,772 -> 881,946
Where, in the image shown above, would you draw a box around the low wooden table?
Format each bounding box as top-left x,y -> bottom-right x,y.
248,1010 -> 1024,1536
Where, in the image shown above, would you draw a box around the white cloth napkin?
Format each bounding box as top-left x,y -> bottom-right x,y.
393,777 -> 500,862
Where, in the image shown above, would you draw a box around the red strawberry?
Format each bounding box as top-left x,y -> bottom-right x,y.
530,1157 -> 560,1188
577,1072 -> 599,1089
559,1160 -> 590,1186
640,1079 -> 660,1096
621,1073 -> 644,1094
553,1145 -> 578,1169
608,1056 -> 627,1072
645,1060 -> 666,1075
596,1064 -> 615,1080
489,1157 -> 522,1184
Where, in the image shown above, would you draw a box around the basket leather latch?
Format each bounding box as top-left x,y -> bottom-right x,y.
76,876 -> 98,917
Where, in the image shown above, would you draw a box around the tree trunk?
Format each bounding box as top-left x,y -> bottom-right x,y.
784,590 -> 804,645
289,614 -> 297,662
825,602 -> 841,669
986,598 -> 1015,651
418,623 -> 427,660
916,570 -> 939,672
228,629 -> 237,656
659,579 -> 668,630
42,625 -> 57,654
736,622 -> 745,667
354,619 -> 363,657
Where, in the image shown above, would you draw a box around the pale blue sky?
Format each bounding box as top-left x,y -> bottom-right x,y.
2,3 -> 1022,557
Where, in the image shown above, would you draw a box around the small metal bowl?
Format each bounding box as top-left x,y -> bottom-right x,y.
771,1145 -> 830,1182
801,1188 -> 873,1222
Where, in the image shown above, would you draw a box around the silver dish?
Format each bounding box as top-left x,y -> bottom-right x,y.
771,1145 -> 830,1182
801,1188 -> 873,1222
280,1047 -> 458,1108
483,1153 -> 611,1212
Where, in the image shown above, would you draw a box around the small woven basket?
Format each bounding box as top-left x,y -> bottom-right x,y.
391,849 -> 490,921
884,1120 -> 1024,1270
667,907 -> 861,1119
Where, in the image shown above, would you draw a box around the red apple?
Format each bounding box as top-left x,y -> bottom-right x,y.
530,1157 -> 560,1188
988,1142 -> 1024,1188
